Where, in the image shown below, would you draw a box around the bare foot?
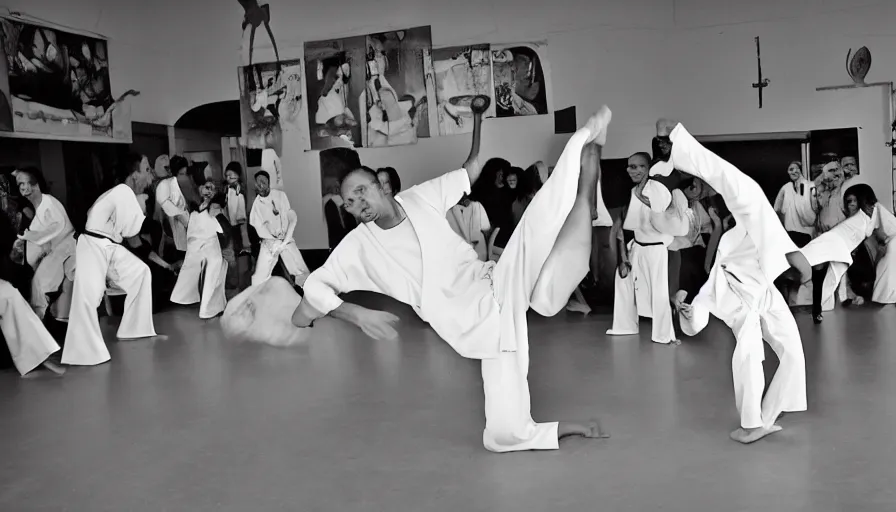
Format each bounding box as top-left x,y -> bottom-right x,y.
584,106 -> 612,145
41,360 -> 66,375
118,334 -> 169,342
656,118 -> 678,137
559,418 -> 610,440
729,424 -> 782,444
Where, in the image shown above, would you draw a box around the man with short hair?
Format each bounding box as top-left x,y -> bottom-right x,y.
249,170 -> 309,286
13,167 -> 76,321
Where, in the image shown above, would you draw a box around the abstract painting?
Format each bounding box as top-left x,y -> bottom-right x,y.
304,36 -> 366,150
491,42 -> 551,118
432,44 -> 494,136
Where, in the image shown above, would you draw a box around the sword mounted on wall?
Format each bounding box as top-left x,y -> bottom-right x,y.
752,36 -> 770,108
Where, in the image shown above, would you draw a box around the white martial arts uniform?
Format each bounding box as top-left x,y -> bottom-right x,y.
680,224 -> 807,429
155,176 -> 190,251
607,188 -> 688,344
62,184 -> 157,366
227,186 -> 249,226
0,279 -> 60,376
801,207 -> 880,309
170,210 -> 229,318
652,124 -> 798,283
447,200 -> 491,261
303,125 -> 596,453
773,180 -> 816,237
250,189 -> 309,285
871,205 -> 896,304
18,194 -> 76,319
592,179 -> 613,228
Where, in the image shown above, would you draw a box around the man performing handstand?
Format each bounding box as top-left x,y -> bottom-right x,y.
223,97 -> 612,452
648,119 -> 808,443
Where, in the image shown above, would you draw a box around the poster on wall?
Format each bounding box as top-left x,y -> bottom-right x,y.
238,58 -> 305,190
432,44 -> 495,136
491,42 -> 552,118
809,127 -> 860,181
319,147 -> 360,249
361,26 -> 435,148
0,17 -> 134,142
304,36 -> 366,150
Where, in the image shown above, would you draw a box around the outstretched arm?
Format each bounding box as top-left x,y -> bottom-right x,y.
463,95 -> 490,187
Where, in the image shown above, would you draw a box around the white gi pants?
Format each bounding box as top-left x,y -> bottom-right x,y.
479,128 -> 594,452
27,235 -> 77,320
872,242 -> 896,304
607,241 -> 676,344
724,281 -> 807,429
171,237 -> 229,318
62,235 -> 157,366
0,280 -> 60,375
252,239 -> 310,285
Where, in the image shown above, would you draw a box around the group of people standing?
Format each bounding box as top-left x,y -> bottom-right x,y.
0,151 -> 311,376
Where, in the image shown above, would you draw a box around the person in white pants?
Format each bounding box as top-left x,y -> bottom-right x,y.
155,156 -> 192,254
281,99 -> 612,453
62,154 -> 163,367
13,168 -> 77,320
170,183 -> 229,319
676,218 -> 807,444
249,171 -> 309,286
607,153 -> 689,344
0,279 -> 65,376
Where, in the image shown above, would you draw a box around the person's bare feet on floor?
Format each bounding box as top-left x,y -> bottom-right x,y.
41,360 -> 65,375
730,424 -> 782,444
559,418 -> 610,440
119,334 -> 169,342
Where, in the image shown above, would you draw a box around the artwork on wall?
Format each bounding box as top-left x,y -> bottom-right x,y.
432,44 -> 494,136
319,147 -> 360,248
238,58 -> 305,190
809,127 -> 860,180
304,36 -> 366,150
361,26 -> 436,147
0,17 -> 137,142
491,42 -> 551,118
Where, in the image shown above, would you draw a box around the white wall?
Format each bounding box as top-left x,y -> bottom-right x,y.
8,0 -> 896,248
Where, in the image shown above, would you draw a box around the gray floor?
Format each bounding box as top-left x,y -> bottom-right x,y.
2,296 -> 895,512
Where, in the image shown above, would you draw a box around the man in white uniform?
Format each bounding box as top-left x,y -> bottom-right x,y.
0,279 -> 65,376
14,168 -> 76,320
650,120 -> 812,286
62,154 -> 164,366
170,183 -> 229,319
607,152 -> 689,344
249,171 -> 309,286
284,98 -> 613,452
676,218 -> 807,444
155,155 -> 191,254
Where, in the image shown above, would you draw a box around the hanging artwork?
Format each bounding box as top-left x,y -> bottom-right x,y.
304,36 -> 366,150
361,26 -> 435,147
491,42 -> 552,118
0,16 -> 136,142
432,44 -> 494,136
238,58 -> 305,190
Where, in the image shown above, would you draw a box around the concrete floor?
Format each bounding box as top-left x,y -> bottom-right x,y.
1,295 -> 895,512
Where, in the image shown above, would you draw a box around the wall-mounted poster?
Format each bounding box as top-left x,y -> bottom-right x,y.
432,44 -> 494,136
361,26 -> 435,147
238,58 -> 305,190
304,36 -> 366,150
0,16 -> 135,142
491,42 -> 552,118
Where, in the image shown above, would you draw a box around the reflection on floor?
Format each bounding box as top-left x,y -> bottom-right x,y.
1,294 -> 895,512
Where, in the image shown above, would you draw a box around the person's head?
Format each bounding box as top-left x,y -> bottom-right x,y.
153,155 -> 171,179
627,152 -> 651,183
15,167 -> 44,199
118,153 -> 153,193
0,173 -> 10,198
199,180 -> 217,201
843,183 -> 876,217
254,170 -> 272,198
822,160 -> 844,186
481,158 -> 510,188
225,161 -> 243,185
786,161 -> 803,182
840,155 -> 858,178
505,168 -> 521,189
170,156 -> 189,177
340,166 -> 393,224
376,167 -> 401,197
682,177 -> 705,201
